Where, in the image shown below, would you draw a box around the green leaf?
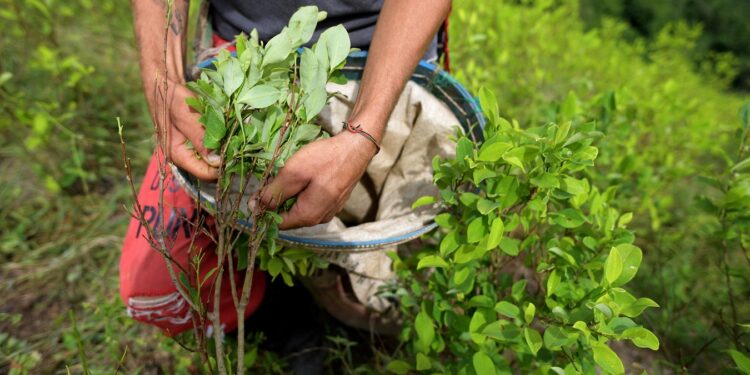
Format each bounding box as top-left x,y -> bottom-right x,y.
440,231 -> 460,256
621,327 -> 659,350
605,246 -> 624,285
611,244 -> 642,287
415,311 -> 435,351
621,298 -> 660,317
386,360 -> 411,375
608,317 -> 636,334
456,137 -> 474,163
524,302 -> 536,324
469,310 -> 488,344
551,208 -> 586,228
481,321 -> 506,340
0,72 -> 12,86
267,257 -> 283,277
477,198 -> 501,215
468,295 -> 494,309
560,92 -> 578,120
548,247 -> 577,266
478,141 -> 512,162
467,217 -> 486,243
494,301 -> 520,318
460,192 -> 481,207
302,87 -> 328,121
502,147 -> 526,171
412,195 -> 436,209
200,106 -> 226,149
740,102 -> 750,131
478,87 -> 499,121
546,269 -> 560,297
287,6 -> 319,47
554,120 -> 572,144
415,352 -> 432,371
573,321 -> 591,338
292,124 -> 320,143
417,255 -> 449,270
592,343 -> 624,375
185,96 -> 203,113
512,280 -> 527,301
329,69 -> 347,84
732,157 -> 750,173
473,166 -> 497,184
728,349 -> 750,374
452,265 -> 472,285
530,173 -> 559,189
262,32 -> 293,66
561,177 -> 588,195
486,217 -> 504,250
219,58 -> 244,96
299,47 -> 326,93
434,213 -> 453,228
237,84 -> 281,108
313,40 -> 330,76
235,34 -> 248,56
472,351 -> 496,375
543,326 -> 573,350
318,24 -> 350,71
524,328 -> 543,355
499,237 -> 521,256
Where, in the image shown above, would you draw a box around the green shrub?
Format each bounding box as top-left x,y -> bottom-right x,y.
449,0 -> 750,371
388,90 -> 658,374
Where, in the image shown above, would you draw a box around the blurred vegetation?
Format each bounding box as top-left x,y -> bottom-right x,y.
580,0 -> 750,91
0,0 -> 748,373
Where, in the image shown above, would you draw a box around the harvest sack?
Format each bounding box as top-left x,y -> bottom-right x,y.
173,52 -> 485,332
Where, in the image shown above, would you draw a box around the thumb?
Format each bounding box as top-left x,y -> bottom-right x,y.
256,167 -> 309,210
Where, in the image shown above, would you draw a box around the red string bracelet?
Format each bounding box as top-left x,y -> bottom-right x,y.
342,121 -> 381,155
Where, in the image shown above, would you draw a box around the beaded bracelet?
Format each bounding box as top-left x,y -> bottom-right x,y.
342,121 -> 381,155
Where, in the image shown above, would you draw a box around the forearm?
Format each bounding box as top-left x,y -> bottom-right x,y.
132,0 -> 189,106
349,0 -> 451,142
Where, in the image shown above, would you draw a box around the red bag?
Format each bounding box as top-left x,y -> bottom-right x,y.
119,152 -> 265,336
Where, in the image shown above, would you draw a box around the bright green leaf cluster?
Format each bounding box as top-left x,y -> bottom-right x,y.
187,6 -> 350,189
388,88 -> 659,374
186,6 -> 351,286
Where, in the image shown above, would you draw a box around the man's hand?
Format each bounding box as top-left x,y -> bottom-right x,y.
132,0 -> 218,180
257,131 -> 378,230
256,0 -> 450,230
158,80 -> 220,180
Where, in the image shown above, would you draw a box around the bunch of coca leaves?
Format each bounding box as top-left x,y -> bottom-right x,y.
183,6 -> 352,287
186,6 -> 351,194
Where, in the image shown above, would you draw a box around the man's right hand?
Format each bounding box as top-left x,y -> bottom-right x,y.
156,80 -> 220,181
132,0 -> 218,180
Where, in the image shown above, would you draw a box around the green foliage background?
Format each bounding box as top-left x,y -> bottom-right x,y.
580,0 -> 750,90
0,0 -> 748,373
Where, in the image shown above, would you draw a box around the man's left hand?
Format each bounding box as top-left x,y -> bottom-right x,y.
256,130 -> 378,230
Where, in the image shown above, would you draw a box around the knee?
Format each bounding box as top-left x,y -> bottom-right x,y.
125,292 -> 194,335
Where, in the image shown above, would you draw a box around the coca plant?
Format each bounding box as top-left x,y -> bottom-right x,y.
388,89 -> 659,374
185,5 -> 347,289
187,6 -> 349,188
147,6 -> 350,374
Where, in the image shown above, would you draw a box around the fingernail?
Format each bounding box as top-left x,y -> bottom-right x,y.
206,152 -> 221,166
248,199 -> 257,213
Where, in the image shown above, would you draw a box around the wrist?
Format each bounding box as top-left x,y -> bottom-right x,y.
336,128 -> 379,161
346,112 -> 386,142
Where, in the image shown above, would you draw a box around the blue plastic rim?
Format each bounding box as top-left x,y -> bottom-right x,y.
179,51 -> 486,249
